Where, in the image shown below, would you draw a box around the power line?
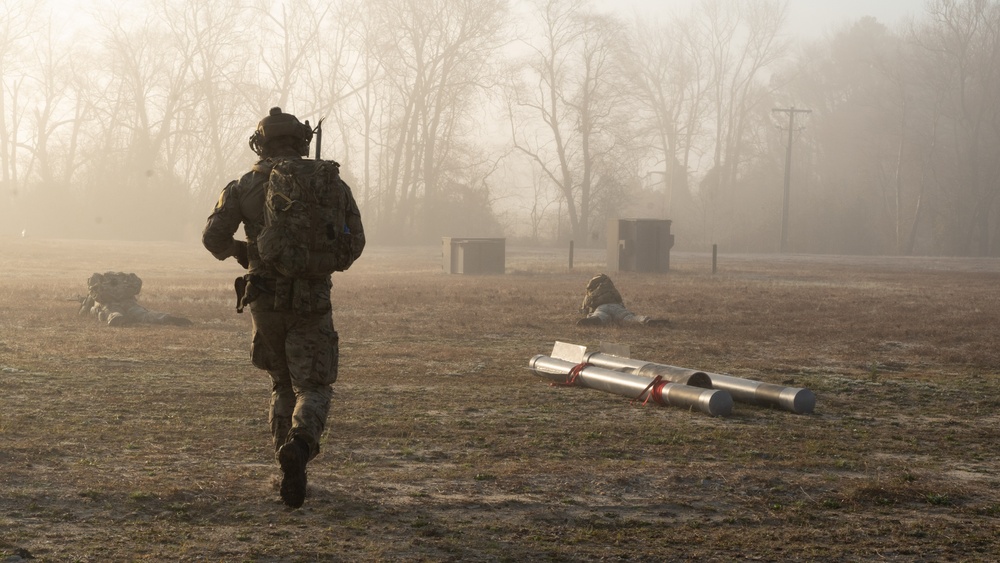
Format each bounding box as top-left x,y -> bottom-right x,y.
773,106 -> 811,253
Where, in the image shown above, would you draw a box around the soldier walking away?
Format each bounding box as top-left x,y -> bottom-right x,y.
577,273 -> 670,327
79,272 -> 192,327
202,107 -> 364,508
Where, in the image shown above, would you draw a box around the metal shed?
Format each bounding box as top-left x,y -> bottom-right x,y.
442,237 -> 506,274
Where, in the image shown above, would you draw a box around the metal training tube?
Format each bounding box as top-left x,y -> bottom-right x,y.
578,346 -> 816,414
550,341 -> 815,414
701,372 -> 815,414
581,351 -> 712,388
550,341 -> 711,388
529,355 -> 733,417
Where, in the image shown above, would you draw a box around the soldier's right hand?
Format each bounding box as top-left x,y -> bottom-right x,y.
232,240 -> 249,269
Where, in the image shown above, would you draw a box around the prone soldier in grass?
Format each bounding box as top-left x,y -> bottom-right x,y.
79,271 -> 191,327
577,273 -> 669,327
202,107 -> 364,508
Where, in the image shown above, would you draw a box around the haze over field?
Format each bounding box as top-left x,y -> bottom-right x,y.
614,0 -> 920,36
3,0 -> 997,256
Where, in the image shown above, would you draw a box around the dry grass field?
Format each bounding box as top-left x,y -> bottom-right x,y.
1,238 -> 999,562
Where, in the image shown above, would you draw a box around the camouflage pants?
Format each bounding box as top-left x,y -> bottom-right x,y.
586,303 -> 650,325
249,301 -> 338,462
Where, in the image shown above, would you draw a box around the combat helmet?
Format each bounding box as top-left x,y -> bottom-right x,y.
249,107 -> 313,156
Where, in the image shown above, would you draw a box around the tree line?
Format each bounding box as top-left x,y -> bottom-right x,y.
2,0 -> 998,256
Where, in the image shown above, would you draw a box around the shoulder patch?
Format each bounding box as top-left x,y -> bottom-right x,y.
215,180 -> 238,211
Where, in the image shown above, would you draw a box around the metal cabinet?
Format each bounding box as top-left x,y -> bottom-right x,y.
606,219 -> 674,273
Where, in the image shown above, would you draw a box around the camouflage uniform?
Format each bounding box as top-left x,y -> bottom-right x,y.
202,155 -> 350,462
578,273 -> 653,326
204,107 -> 365,508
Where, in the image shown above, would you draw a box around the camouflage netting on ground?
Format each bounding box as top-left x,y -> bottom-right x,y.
87,272 -> 142,303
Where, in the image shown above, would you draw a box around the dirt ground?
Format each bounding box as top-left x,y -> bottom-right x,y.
1,239 -> 998,562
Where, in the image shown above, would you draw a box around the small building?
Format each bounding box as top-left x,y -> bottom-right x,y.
607,219 -> 674,273
442,237 -> 506,274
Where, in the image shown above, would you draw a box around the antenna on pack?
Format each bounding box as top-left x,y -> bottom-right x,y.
313,118 -> 325,160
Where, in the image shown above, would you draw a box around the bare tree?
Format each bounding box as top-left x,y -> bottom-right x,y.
300,0 -> 370,169
862,21 -> 938,256
343,0 -> 388,223
363,0 -> 509,241
617,11 -> 710,229
691,0 -> 788,245
72,1 -> 253,238
508,0 -> 630,244
0,0 -> 38,207
163,0 -> 254,201
910,0 -> 1000,255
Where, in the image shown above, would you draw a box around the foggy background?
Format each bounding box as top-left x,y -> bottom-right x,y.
2,0 -> 997,256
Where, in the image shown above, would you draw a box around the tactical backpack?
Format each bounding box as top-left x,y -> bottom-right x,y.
87,272 -> 142,303
255,158 -> 364,279
582,274 -> 624,313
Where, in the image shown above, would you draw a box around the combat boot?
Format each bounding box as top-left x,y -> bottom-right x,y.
277,437 -> 309,508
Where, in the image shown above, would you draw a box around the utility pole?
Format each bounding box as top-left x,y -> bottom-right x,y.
773,106 -> 811,253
